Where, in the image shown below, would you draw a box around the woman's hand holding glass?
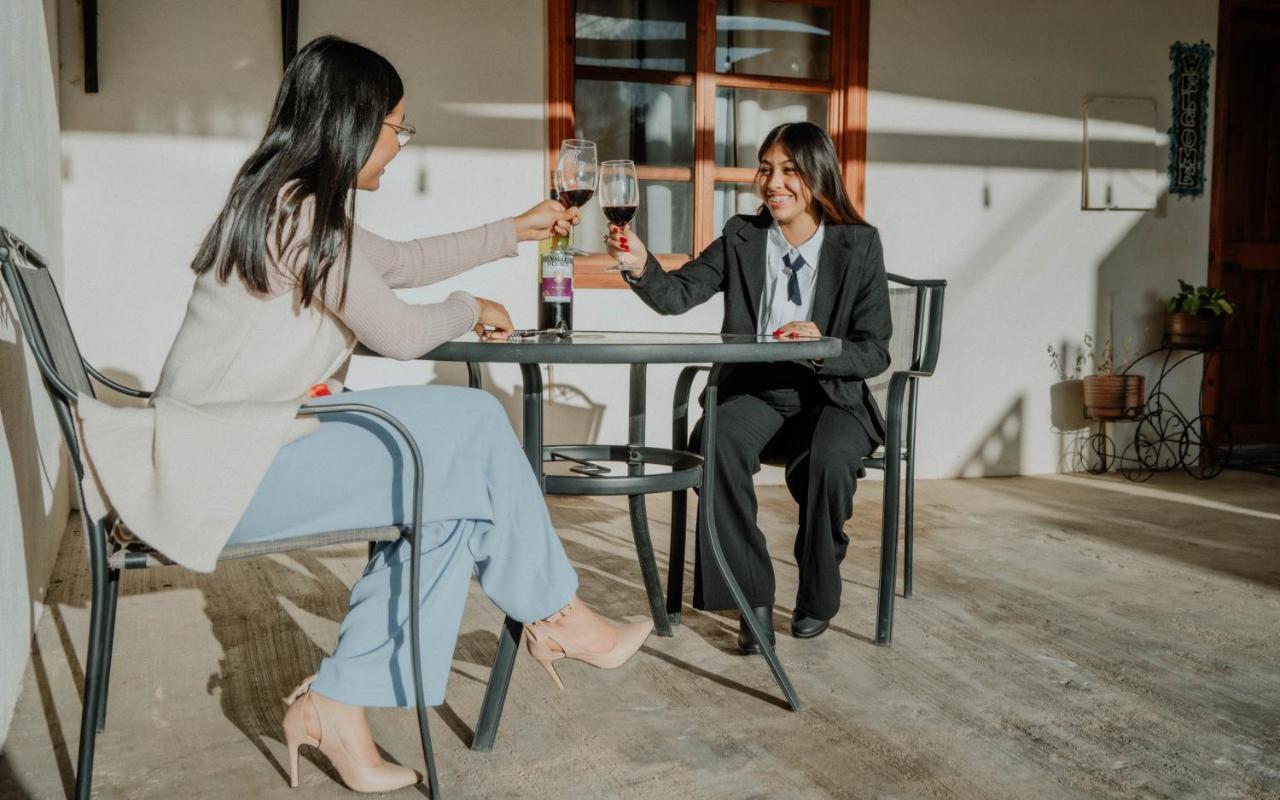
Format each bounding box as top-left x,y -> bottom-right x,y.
604,224 -> 648,276
514,199 -> 580,242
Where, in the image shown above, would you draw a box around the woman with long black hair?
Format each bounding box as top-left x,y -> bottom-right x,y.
607,121 -> 892,654
75,36 -> 651,793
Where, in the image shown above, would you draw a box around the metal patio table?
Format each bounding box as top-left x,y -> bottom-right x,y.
407,330 -> 841,750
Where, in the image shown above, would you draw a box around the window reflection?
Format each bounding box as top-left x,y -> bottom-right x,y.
576,0 -> 696,72
714,87 -> 829,167
714,182 -> 762,232
576,180 -> 693,256
716,0 -> 832,79
576,80 -> 695,167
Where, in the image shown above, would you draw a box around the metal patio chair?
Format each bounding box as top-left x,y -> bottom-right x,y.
0,227 -> 441,799
665,273 -> 946,645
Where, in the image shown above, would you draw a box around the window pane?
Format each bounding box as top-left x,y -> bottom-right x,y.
716,0 -> 832,80
714,87 -> 829,167
575,80 -> 695,167
714,182 -> 761,233
576,180 -> 693,256
576,0 -> 696,72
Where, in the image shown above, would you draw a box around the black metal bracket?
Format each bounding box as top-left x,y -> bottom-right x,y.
281,0 -> 300,72
82,0 -> 98,93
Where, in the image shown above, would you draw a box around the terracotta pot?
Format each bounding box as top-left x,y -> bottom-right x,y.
1082,374 -> 1145,420
1164,311 -> 1224,349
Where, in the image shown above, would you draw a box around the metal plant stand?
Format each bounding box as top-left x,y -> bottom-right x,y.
1085,344 -> 1233,482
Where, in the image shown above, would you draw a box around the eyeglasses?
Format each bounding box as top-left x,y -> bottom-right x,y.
383,121 -> 416,148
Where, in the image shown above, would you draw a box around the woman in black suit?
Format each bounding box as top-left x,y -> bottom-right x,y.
606,122 -> 892,652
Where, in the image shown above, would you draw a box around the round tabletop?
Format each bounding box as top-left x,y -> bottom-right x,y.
404,331 -> 843,365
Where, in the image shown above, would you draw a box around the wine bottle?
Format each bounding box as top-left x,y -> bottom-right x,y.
539,178 -> 573,329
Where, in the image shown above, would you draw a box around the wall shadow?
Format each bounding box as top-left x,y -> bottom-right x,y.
958,395 -> 1024,477
0,277 -> 67,754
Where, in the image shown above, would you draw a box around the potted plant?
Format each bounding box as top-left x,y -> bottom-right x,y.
1078,334 -> 1144,420
1165,280 -> 1236,349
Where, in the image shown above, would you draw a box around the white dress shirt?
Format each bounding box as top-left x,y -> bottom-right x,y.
758,221 -> 824,335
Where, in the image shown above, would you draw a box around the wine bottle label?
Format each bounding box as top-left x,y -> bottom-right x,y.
542,276 -> 572,302
540,250 -> 574,302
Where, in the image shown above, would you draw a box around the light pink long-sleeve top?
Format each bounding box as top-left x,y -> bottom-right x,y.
74,197 -> 518,572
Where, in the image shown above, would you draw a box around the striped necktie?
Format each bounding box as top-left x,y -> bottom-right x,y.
783,251 -> 807,305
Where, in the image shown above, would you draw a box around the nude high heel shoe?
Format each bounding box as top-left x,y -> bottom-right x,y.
281,675 -> 419,793
523,603 -> 653,689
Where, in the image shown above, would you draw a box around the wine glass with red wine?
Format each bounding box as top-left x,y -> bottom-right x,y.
555,139 -> 597,255
599,160 -> 639,271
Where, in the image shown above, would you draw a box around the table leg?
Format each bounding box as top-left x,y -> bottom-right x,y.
700,365 -> 802,711
471,363 -> 544,751
627,364 -> 673,637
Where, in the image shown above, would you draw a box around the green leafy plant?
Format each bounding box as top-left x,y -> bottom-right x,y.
1168,280 -> 1235,317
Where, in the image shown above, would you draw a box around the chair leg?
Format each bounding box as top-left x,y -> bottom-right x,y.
627,495 -> 672,637
471,617 -> 522,752
407,530 -> 440,798
903,375 -> 921,600
875,435 -> 903,646
665,489 -> 687,623
75,554 -> 111,799
95,568 -> 121,731
903,455 -> 915,599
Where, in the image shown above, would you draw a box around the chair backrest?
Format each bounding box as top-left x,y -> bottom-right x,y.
865,274 -> 947,415
0,226 -> 95,469
0,227 -> 94,401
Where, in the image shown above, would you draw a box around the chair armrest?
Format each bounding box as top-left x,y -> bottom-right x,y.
83,361 -> 153,399
296,401 -> 426,527
884,370 -> 933,443
886,273 -> 947,289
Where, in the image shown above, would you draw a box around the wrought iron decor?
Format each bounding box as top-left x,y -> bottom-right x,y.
1168,41 -> 1214,197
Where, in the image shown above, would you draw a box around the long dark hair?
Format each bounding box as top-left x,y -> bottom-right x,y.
757,122 -> 865,226
192,36 -> 403,309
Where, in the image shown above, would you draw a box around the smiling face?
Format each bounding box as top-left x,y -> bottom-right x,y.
355,98 -> 406,191
756,142 -> 816,228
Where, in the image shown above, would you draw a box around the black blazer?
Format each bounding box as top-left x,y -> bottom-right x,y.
626,212 -> 893,444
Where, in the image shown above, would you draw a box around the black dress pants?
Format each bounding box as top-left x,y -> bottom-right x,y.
690,365 -> 875,621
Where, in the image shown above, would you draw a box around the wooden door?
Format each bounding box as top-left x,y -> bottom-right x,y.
1207,0 -> 1280,447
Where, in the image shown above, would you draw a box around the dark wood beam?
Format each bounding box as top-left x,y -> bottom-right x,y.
83,0 -> 98,93
281,0 -> 300,72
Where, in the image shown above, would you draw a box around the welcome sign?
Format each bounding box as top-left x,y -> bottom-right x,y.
1168,41 -> 1214,197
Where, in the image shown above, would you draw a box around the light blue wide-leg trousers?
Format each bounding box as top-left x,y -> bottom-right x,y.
226,385 -> 579,707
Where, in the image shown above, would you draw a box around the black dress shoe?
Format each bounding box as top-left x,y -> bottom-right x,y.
790,613 -> 830,639
737,606 -> 776,655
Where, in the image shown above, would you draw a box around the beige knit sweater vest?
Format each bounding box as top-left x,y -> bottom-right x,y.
76,204 -> 517,572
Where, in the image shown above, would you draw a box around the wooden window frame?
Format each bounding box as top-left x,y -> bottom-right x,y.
550,0 -> 870,289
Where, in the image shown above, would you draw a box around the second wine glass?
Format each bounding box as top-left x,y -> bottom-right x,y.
599,160 -> 639,271
555,139 -> 597,255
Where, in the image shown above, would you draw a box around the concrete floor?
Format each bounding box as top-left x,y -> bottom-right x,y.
2,471 -> 1278,799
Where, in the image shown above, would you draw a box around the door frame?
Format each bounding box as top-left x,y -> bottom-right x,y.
1205,0 -> 1280,427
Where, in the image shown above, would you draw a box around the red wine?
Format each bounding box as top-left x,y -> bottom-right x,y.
540,296 -> 572,330
603,204 -> 637,226
559,189 -> 595,208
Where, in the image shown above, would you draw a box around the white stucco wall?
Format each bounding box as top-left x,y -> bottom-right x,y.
0,0 -> 70,747
867,0 -> 1218,476
55,0 -> 1217,487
